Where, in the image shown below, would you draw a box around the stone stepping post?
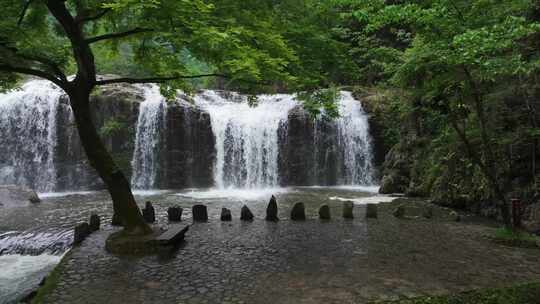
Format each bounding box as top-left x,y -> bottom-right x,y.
343,201 -> 354,219
143,201 -> 156,223
319,204 -> 331,220
241,205 -> 254,221
366,204 -> 378,219
192,204 -> 208,222
74,222 -> 91,245
89,214 -> 100,231
291,202 -> 306,220
221,208 -> 232,221
168,206 -> 183,222
423,205 -> 433,219
266,195 -> 279,221
111,212 -> 122,226
393,205 -> 405,218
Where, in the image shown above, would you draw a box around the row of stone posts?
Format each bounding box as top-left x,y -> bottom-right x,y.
141,195 -> 379,223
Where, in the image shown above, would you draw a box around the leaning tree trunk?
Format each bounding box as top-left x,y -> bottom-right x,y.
68,87 -> 151,235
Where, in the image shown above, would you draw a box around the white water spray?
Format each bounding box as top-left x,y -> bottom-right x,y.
336,92 -> 375,185
0,80 -> 63,192
195,91 -> 298,188
195,90 -> 375,188
131,85 -> 168,189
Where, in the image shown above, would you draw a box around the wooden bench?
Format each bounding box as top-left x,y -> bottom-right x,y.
155,224 -> 190,246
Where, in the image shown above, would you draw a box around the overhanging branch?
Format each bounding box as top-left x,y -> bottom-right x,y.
0,45 -> 67,82
94,73 -> 271,86
76,8 -> 111,25
0,64 -> 67,88
17,0 -> 34,26
95,74 -> 227,85
86,28 -> 154,44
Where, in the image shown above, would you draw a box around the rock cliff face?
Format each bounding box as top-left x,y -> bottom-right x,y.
55,85 -> 143,190
278,104 -> 358,186
279,105 -> 315,186
54,85 -> 216,190
161,100 -> 215,189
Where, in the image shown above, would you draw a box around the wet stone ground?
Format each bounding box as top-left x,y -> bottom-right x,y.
42,200 -> 540,304
43,216 -> 367,304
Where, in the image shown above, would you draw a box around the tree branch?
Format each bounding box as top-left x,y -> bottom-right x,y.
95,74 -> 228,85
0,45 -> 67,82
46,0 -> 97,84
0,64 -> 67,88
76,8 -> 111,25
86,28 -> 154,44
17,0 -> 34,26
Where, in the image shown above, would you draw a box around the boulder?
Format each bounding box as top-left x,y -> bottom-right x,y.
142,201 -> 156,223
366,204 -> 378,219
241,205 -> 254,221
393,205 -> 406,218
0,185 -> 40,206
74,222 -> 91,245
89,214 -> 100,231
167,206 -> 183,222
343,201 -> 354,219
192,204 -> 208,222
221,208 -> 232,221
318,204 -> 331,220
379,172 -> 409,194
265,195 -> 279,221
291,202 -> 306,220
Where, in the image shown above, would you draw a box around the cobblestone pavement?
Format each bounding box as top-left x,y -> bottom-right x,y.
43,202 -> 540,304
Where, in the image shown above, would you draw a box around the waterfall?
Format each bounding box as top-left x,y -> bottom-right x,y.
0,80 -> 63,192
0,82 -> 374,191
131,85 -> 168,189
335,92 -> 375,185
195,90 -> 375,188
195,91 -> 298,188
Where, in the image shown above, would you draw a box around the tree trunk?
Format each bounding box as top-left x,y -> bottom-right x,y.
68,87 -> 151,235
450,113 -> 511,227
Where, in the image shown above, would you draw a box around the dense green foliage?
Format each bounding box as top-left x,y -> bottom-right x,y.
338,0 -> 540,219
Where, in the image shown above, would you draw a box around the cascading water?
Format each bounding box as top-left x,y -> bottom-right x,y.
0,80 -> 63,192
0,82 -> 374,191
195,91 -> 298,188
195,90 -> 375,188
335,91 -> 375,185
131,85 -> 168,189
